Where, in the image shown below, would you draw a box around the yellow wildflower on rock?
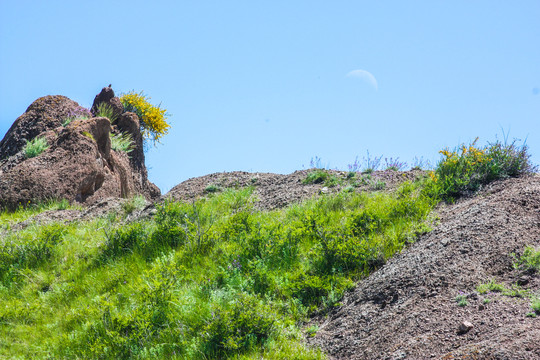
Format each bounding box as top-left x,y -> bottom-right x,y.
120,91 -> 171,146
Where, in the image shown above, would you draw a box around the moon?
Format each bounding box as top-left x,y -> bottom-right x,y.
347,69 -> 378,91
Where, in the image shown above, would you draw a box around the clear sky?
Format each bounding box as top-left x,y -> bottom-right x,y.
1,1 -> 539,193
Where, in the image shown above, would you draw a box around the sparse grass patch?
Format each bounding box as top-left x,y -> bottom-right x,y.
23,136 -> 49,158
110,131 -> 135,153
96,102 -> 118,123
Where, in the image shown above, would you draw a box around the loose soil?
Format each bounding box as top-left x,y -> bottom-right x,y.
308,174 -> 540,359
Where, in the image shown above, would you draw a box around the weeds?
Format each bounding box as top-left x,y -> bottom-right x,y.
110,132 -> 135,153
513,246 -> 540,272
23,136 -> 49,158
96,102 -> 119,123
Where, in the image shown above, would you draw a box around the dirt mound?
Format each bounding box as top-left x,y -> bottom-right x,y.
164,169 -> 425,210
0,87 -> 160,209
308,174 -> 540,359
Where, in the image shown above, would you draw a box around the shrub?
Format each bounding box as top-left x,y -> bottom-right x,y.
303,169 -> 329,185
120,91 -> 170,146
23,136 -> 49,158
513,246 -> 540,272
110,132 -> 134,153
202,293 -> 276,356
426,138 -> 537,201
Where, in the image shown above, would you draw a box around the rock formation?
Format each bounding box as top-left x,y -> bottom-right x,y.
0,87 -> 160,209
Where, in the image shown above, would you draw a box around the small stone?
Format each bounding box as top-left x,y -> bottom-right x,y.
320,187 -> 329,194
458,321 -> 473,334
441,239 -> 449,246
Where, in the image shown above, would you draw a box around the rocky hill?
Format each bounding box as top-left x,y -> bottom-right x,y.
308,174 -> 540,359
1,92 -> 539,359
0,86 -> 159,209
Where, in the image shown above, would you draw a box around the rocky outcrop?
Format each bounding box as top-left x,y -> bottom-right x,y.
90,85 -> 124,121
0,88 -> 160,209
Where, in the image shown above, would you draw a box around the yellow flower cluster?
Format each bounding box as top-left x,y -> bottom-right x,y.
120,91 -> 170,144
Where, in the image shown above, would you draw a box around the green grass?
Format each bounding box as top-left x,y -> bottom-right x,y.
96,102 -> 119,123
0,181 -> 435,359
23,136 -> 49,159
0,136 -> 534,359
110,132 -> 135,153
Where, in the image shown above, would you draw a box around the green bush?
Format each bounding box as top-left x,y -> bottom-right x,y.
426,138 -> 537,201
23,136 -> 49,158
202,293 -> 276,356
303,169 -> 329,185
0,223 -> 64,283
513,246 -> 540,272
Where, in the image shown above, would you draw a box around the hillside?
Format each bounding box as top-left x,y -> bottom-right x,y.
0,170 -> 538,359
309,174 -> 540,359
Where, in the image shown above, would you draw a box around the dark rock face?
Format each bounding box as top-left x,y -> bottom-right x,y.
0,95 -> 82,158
0,91 -> 160,209
91,85 -> 124,121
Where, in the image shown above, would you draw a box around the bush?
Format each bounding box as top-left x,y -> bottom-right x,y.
23,136 -> 49,158
426,138 -> 537,201
120,91 -> 170,146
303,169 -> 329,185
513,246 -> 540,272
202,293 -> 276,356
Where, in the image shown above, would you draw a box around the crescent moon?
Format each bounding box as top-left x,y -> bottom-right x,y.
347,69 -> 378,91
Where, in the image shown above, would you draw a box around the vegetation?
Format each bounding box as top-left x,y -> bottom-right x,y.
23,136 -> 49,158
513,246 -> 540,272
425,138 -> 537,202
110,132 -> 135,153
0,136 -> 536,358
96,102 -> 119,123
120,91 -> 170,146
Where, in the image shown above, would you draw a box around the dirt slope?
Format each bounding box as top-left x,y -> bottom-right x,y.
308,174 -> 540,359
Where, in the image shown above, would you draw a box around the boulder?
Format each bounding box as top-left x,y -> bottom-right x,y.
0,95 -> 83,158
0,91 -> 160,209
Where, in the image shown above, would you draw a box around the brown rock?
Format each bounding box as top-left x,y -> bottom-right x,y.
457,321 -> 473,334
0,95 -> 160,209
0,95 -> 82,158
91,85 -> 124,121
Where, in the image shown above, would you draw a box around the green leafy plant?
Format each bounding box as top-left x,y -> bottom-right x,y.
121,195 -> 146,215
530,297 -> 540,315
23,136 -> 49,158
205,184 -> 222,193
513,246 -> 540,272
303,169 -> 329,185
120,91 -> 170,146
110,132 -> 134,153
455,293 -> 468,307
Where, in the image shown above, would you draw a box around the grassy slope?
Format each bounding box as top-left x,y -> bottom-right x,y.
0,138 -> 533,359
0,180 -> 434,359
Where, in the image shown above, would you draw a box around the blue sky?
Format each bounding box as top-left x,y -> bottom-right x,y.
1,1 -> 539,192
